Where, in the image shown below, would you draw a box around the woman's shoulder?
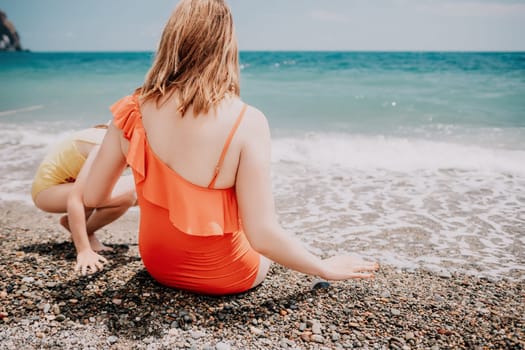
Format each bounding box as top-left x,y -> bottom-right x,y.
234,101 -> 271,146
241,102 -> 269,130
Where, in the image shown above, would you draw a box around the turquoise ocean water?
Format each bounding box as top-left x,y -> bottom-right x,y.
1,51 -> 524,279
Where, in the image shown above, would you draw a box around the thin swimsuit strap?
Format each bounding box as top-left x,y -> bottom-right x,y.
208,104 -> 248,189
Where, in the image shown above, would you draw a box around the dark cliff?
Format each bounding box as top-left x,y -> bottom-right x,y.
0,10 -> 22,51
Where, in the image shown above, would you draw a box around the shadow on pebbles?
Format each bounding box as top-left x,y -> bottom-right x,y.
0,205 -> 524,349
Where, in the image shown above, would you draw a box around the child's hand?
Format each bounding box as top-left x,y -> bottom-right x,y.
75,249 -> 109,276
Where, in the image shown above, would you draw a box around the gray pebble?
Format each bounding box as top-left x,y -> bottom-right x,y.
249,326 -> 264,336
311,279 -> 331,290
311,334 -> 325,343
215,342 -> 231,350
331,331 -> 341,341
312,322 -> 322,334
107,335 -> 118,345
381,290 -> 391,298
391,308 -> 401,316
43,303 -> 51,313
190,330 -> 206,339
438,270 -> 451,278
22,276 -> 34,284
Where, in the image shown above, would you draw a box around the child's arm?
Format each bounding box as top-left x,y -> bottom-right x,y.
67,145 -> 108,275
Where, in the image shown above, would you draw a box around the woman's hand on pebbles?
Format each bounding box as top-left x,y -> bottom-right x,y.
75,249 -> 108,276
320,255 -> 379,280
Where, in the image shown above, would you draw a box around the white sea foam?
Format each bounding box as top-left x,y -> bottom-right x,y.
0,123 -> 76,203
1,126 -> 523,281
271,132 -> 525,281
272,133 -> 525,175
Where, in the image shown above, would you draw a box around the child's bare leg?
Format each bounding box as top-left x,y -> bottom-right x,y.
59,208 -> 94,233
84,175 -> 136,251
84,205 -> 132,251
33,183 -> 74,213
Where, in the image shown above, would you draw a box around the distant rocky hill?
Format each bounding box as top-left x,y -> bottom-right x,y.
0,10 -> 23,51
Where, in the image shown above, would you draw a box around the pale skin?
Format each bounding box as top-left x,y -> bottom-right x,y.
83,96 -> 379,287
33,140 -> 136,276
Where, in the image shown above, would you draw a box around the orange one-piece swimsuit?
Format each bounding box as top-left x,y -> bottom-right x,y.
111,94 -> 260,295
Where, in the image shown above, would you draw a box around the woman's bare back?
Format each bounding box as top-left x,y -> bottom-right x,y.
140,96 -> 247,189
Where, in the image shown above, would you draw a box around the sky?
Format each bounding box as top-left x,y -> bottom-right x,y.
2,0 -> 525,52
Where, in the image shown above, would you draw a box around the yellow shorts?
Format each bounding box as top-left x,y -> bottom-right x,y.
31,140 -> 86,202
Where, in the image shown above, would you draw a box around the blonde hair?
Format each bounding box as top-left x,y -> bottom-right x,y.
140,0 -> 240,116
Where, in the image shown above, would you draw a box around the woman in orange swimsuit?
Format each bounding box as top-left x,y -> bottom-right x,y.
84,0 -> 378,295
32,125 -> 136,275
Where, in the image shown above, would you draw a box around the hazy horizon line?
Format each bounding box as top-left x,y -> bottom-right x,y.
4,49 -> 525,54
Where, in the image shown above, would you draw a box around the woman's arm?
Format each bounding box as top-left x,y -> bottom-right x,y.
67,145 -> 108,275
236,108 -> 378,280
83,123 -> 128,208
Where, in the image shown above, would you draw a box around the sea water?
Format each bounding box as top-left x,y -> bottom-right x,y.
1,51 -> 524,280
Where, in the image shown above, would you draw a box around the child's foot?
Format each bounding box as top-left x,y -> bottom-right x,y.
88,234 -> 113,252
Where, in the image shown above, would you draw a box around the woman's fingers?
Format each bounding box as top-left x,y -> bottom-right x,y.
348,272 -> 375,279
352,262 -> 380,272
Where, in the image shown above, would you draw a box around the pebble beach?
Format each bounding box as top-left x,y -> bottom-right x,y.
0,201 -> 523,350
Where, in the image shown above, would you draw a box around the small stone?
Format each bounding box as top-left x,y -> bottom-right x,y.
55,314 -> 66,322
51,304 -> 60,315
215,342 -> 231,350
312,322 -> 322,334
22,276 -> 35,283
279,309 -> 288,316
348,322 -> 360,329
437,270 -> 451,278
434,295 -> 445,303
250,326 -> 264,336
69,299 -> 78,304
191,330 -> 206,339
36,332 -> 45,338
299,323 -> 307,331
0,312 -> 8,319
112,298 -> 122,305
437,328 -> 452,336
300,331 -> 312,341
168,328 -> 179,336
45,282 -> 57,288
311,334 -> 325,343
311,279 -> 331,290
42,303 -> 51,314
0,291 -> 7,299
331,331 -> 341,341
380,290 -> 391,298
391,308 -> 401,316
107,335 -> 118,344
